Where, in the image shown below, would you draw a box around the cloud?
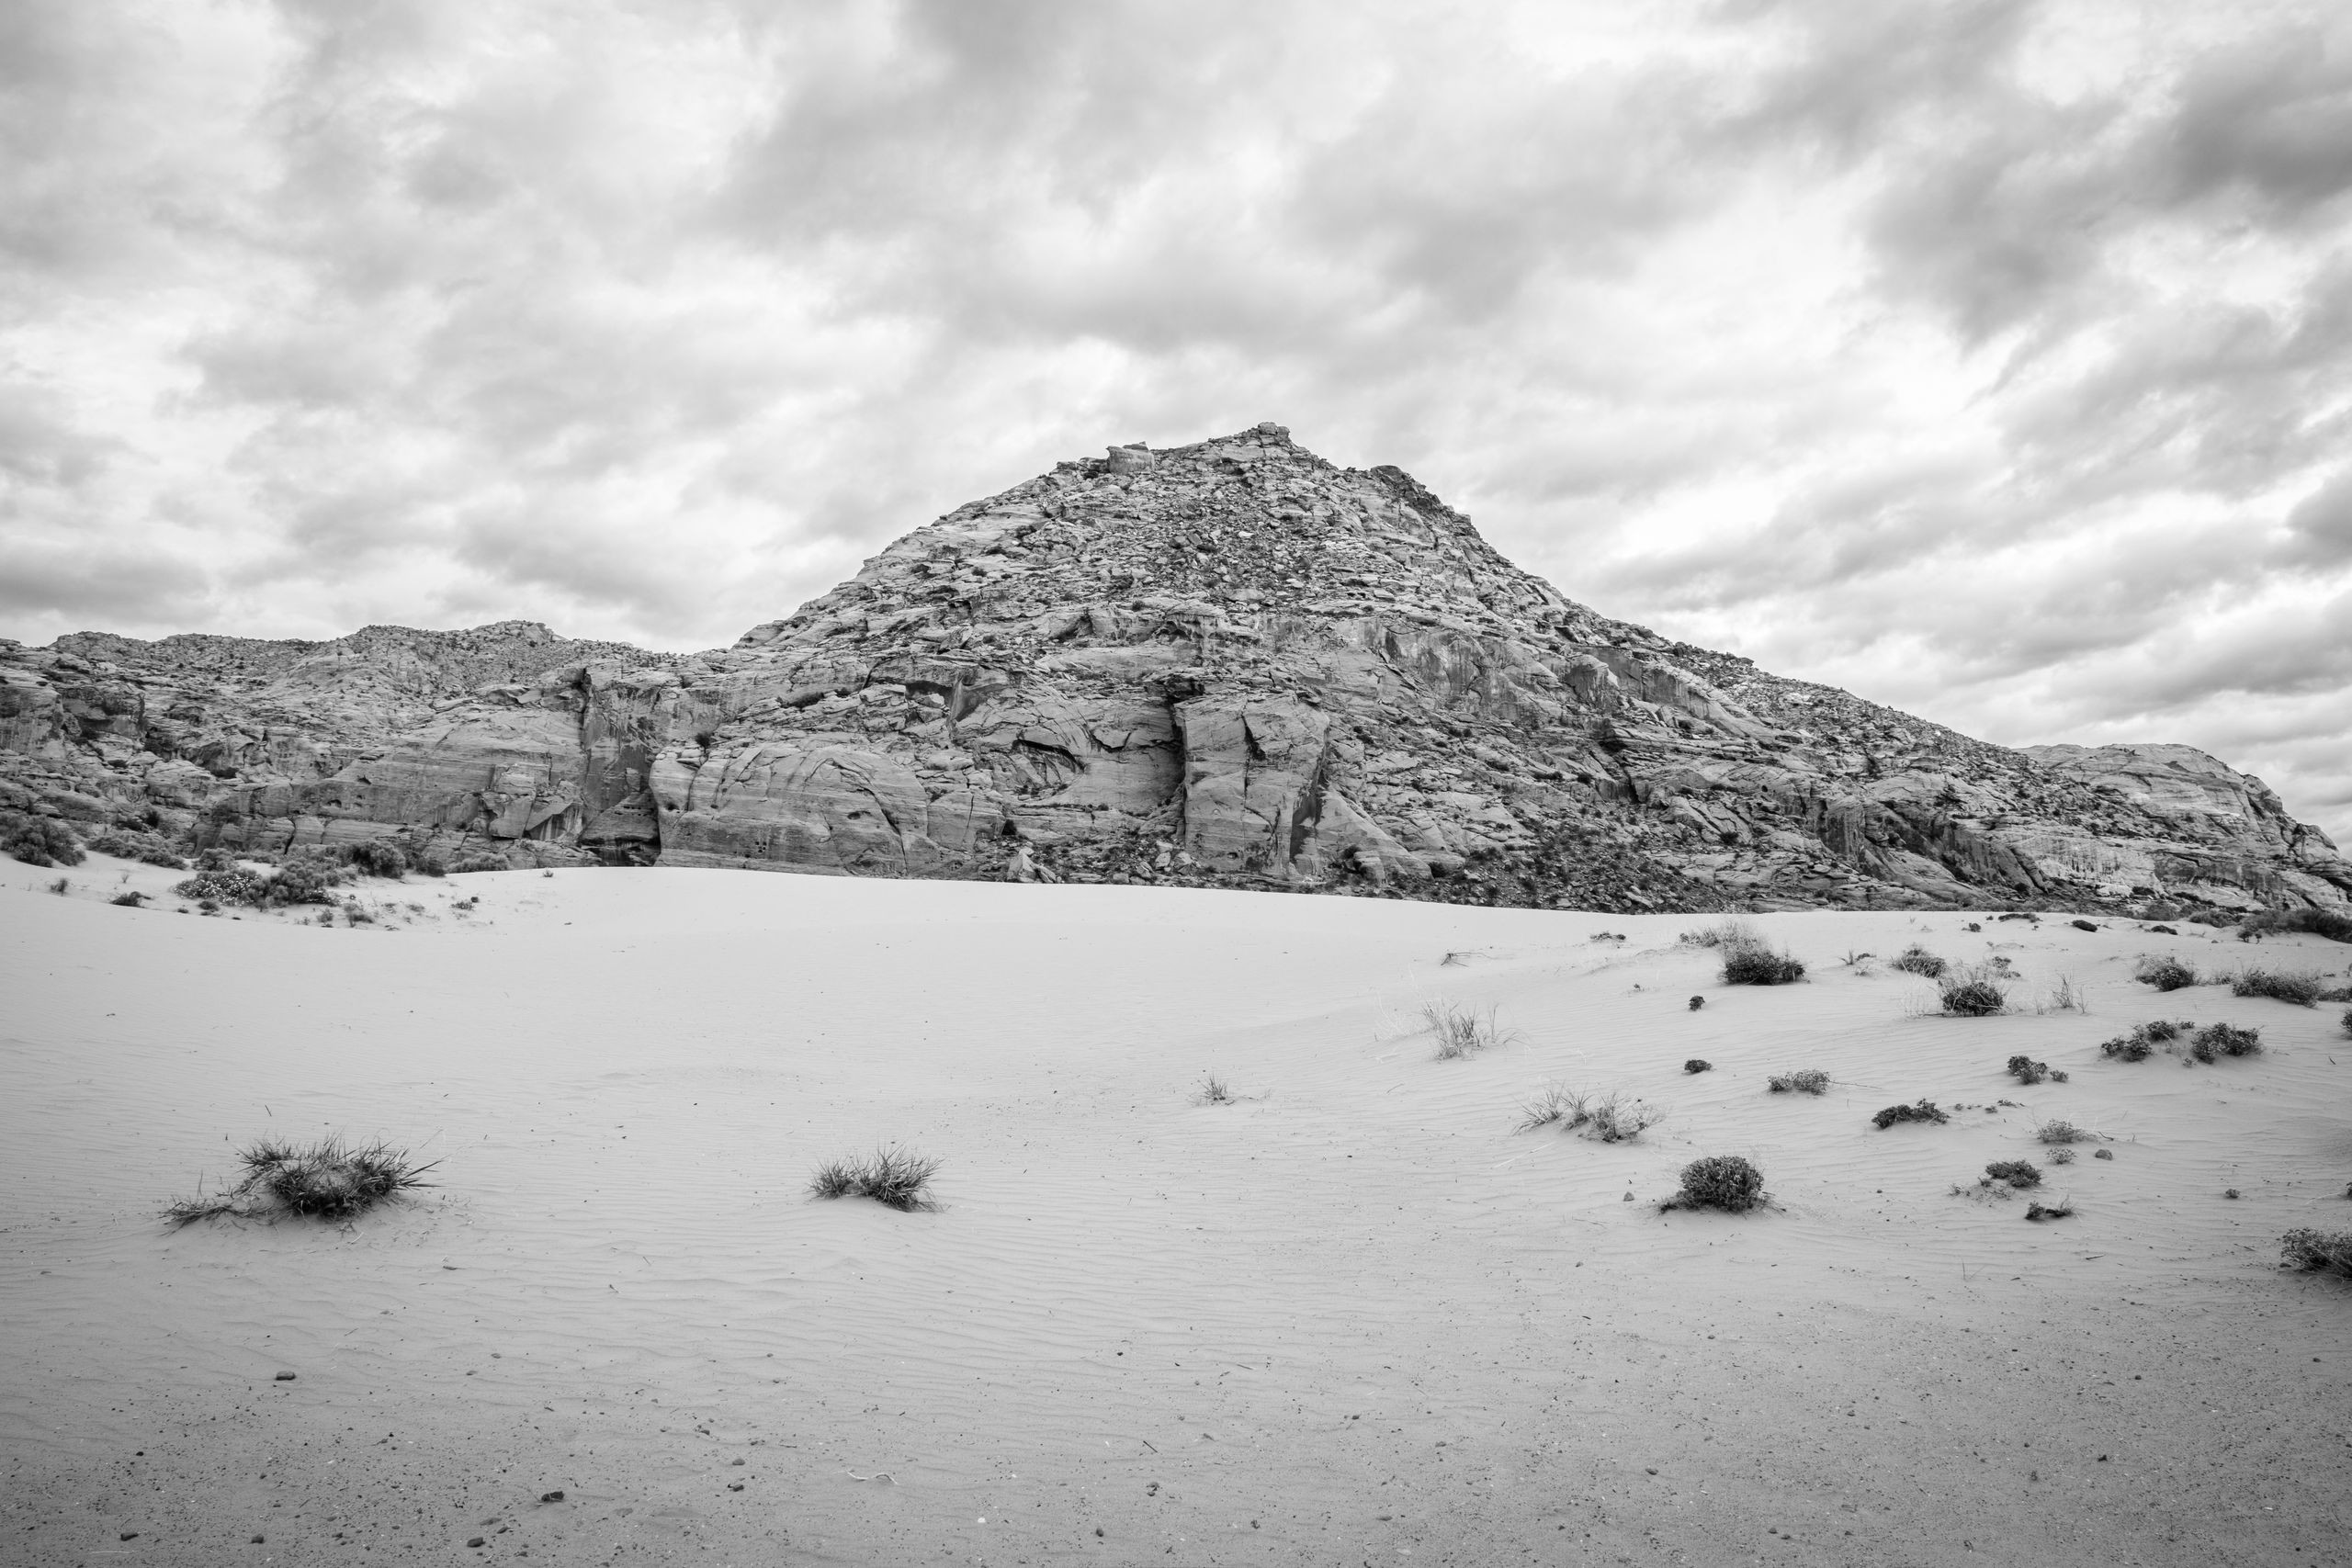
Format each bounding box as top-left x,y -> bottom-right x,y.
0,0 -> 2346,839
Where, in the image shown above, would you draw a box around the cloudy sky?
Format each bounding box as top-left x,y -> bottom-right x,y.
3,0 -> 2348,835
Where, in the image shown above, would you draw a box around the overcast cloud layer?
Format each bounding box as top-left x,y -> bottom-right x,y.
3,0 -> 2348,837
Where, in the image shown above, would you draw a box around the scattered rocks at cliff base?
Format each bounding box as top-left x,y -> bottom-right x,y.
3,428 -> 2346,917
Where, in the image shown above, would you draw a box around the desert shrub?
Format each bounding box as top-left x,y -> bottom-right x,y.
1,810 -> 84,867
175,869 -> 267,905
2006,1055 -> 2052,1085
1984,1159 -> 2043,1188
47,875 -> 69,895
1519,1083 -> 1585,1131
2048,1146 -> 2075,1165
2100,1019 -> 2189,1061
2343,1008 -> 2352,1038
2025,1201 -> 2075,1222
1679,917 -> 1757,949
2133,955 -> 2199,991
1938,966 -> 2010,1016
1585,1095 -> 1665,1144
1197,1076 -> 1233,1105
1872,1099 -> 1949,1130
2039,975 -> 2086,1014
1683,1058 -> 1711,1074
2187,1022 -> 2261,1062
2241,907 -> 2352,943
2279,1229 -> 2352,1275
1665,1155 -> 1765,1213
344,840 -> 409,879
1722,944 -> 1805,986
109,890 -> 147,907
447,852 -> 510,874
1890,944 -> 1949,979
85,829 -> 187,869
1425,1001 -> 1510,1060
1687,995 -> 1705,1011
2232,967 -> 2323,1007
265,859 -> 344,907
2035,1118 -> 2096,1145
1768,1069 -> 1830,1095
412,853 -> 447,877
807,1147 -> 939,1211
165,1137 -> 435,1224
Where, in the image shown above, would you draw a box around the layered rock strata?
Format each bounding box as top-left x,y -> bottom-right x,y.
4,425 -> 2346,915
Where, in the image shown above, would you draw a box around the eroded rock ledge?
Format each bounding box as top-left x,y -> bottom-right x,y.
4,426 -> 2346,916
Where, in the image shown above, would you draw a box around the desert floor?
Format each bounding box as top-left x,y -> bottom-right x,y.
4,858 -> 2349,1567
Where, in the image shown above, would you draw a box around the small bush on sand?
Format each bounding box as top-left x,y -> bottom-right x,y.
1890,944 -> 1948,978
2035,1118 -> 2096,1145
2005,1054 -> 2068,1085
1517,1087 -> 1662,1142
2100,1020 -> 2190,1061
1938,966 -> 2010,1016
808,1147 -> 940,1211
1679,917 -> 1757,949
2025,1201 -> 2075,1222
1769,1069 -> 1831,1095
2048,1146 -> 2075,1165
1683,1057 -> 1711,1074
1196,1076 -> 1234,1105
165,1137 -> 436,1224
344,840 -> 408,879
2133,955 -> 2199,991
1425,1001 -> 1510,1060
1663,1156 -> 1766,1213
2241,907 -> 2352,944
1984,1160 -> 2042,1188
448,852 -> 509,874
2343,1008 -> 2352,1038
110,890 -> 147,907
2187,1022 -> 2262,1063
2038,975 -> 2087,1014
1872,1099 -> 1949,1130
2231,967 -> 2323,1007
2,811 -> 85,867
175,869 -> 266,904
85,829 -> 187,869
2280,1229 -> 2352,1275
1722,944 -> 1805,986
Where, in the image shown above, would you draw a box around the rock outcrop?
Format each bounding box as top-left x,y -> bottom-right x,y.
4,426 -> 2346,916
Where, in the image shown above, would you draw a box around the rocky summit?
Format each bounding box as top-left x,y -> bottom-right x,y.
4,424 -> 2346,916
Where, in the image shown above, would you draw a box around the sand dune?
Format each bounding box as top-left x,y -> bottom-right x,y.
4,859 -> 2348,1565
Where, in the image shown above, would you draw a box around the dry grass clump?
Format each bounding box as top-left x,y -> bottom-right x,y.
2132,955 -> 2199,992
808,1147 -> 940,1211
1661,1155 -> 1766,1213
1937,964 -> 2011,1016
2186,1022 -> 2262,1062
165,1137 -> 436,1225
1983,1159 -> 2042,1189
1679,917 -> 1757,949
2037,975 -> 2087,1014
2231,967 -> 2324,1007
1722,943 -> 1806,986
1424,1001 -> 1512,1060
2005,1054 -> 2069,1085
1889,944 -> 1948,978
1683,1057 -> 1712,1074
1516,1086 -> 1664,1142
2034,1118 -> 2098,1145
1196,1075 -> 1234,1105
1872,1099 -> 1949,1130
2279,1229 -> 2352,1275
1768,1068 -> 1831,1095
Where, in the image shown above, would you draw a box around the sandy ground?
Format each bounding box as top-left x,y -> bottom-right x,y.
4,857 -> 2349,1567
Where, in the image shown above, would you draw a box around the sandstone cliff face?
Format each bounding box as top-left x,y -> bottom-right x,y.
3,427 -> 2345,916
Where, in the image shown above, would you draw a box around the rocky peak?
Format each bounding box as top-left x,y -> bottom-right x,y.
2,426 -> 2345,918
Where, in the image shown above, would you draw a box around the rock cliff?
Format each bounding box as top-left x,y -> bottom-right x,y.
4,425 -> 2346,916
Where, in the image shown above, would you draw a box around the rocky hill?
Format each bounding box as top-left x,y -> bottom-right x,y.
4,424 -> 2346,916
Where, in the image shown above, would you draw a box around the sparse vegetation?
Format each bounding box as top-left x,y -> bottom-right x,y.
109,890 -> 147,907
2035,1118 -> 2096,1145
2133,955 -> 2199,992
2241,907 -> 2352,944
1890,944 -> 1948,978
1683,1058 -> 1712,1074
1768,1069 -> 1830,1095
1663,1155 -> 1766,1213
85,829 -> 188,869
808,1147 -> 940,1211
1679,918 -> 1756,949
1722,943 -> 1806,986
2039,975 -> 2086,1014
2100,1019 -> 2189,1061
1586,1095 -> 1665,1143
164,1137 -> 436,1225
1687,995 -> 1705,1011
2231,967 -> 2324,1007
1517,1086 -> 1663,1142
1872,1099 -> 1949,1130
1196,1076 -> 1234,1105
345,840 -> 409,878
2048,1146 -> 2075,1165
1424,1001 -> 1510,1060
2,811 -> 85,867
1984,1160 -> 2043,1188
2025,1200 -> 2075,1222
2005,1055 -> 2068,1085
1938,965 -> 2011,1016
448,852 -> 510,874
2279,1228 -> 2352,1275
2186,1022 -> 2262,1062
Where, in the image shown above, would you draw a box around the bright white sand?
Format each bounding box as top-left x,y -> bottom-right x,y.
4,860 -> 2349,1566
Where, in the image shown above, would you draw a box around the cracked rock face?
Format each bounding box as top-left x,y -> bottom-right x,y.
3,427 -> 2346,915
